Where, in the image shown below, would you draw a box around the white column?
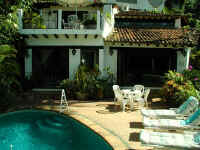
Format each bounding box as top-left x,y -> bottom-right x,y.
104,46 -> 117,82
69,48 -> 80,79
102,5 -> 113,38
177,48 -> 191,73
175,18 -> 181,28
25,48 -> 32,79
99,49 -> 105,76
17,9 -> 23,30
97,10 -> 101,31
58,9 -> 62,29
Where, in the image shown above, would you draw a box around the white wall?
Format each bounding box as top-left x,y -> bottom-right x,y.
102,5 -> 114,38
69,49 -> 80,79
104,46 -> 117,81
177,48 -> 191,73
115,0 -> 166,11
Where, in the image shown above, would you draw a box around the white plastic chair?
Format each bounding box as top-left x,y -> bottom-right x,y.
140,129 -> 200,149
135,88 -> 150,108
67,15 -> 80,29
112,85 -> 129,112
132,85 -> 144,94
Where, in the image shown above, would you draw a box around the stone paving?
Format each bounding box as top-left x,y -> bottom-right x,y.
35,99 -> 166,150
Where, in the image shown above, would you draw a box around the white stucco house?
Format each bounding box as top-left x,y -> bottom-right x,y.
18,0 -> 197,88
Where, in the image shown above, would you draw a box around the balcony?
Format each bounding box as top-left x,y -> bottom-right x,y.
19,9 -> 102,35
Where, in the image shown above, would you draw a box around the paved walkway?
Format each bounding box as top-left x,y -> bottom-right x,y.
36,100 -> 162,150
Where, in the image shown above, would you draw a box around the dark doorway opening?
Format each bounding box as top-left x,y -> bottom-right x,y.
117,48 -> 177,86
32,47 -> 69,88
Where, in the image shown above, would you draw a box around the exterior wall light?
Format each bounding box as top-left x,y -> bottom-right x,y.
109,49 -> 113,56
72,49 -> 76,55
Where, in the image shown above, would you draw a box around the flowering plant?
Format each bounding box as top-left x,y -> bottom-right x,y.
161,70 -> 200,106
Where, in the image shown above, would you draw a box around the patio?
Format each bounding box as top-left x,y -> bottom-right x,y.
5,96 -> 167,150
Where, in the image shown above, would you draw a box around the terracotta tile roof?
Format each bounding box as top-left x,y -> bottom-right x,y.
115,10 -> 185,20
104,28 -> 197,47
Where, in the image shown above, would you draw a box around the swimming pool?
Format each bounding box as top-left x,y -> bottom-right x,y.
0,109 -> 113,150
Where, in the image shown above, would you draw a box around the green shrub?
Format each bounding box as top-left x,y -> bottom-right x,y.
183,68 -> 200,90
0,86 -> 16,112
161,70 -> 200,106
59,65 -> 114,100
0,45 -> 22,94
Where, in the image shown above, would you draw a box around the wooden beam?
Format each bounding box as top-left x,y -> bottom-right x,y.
65,34 -> 69,38
54,34 -> 58,38
85,34 -> 88,39
43,34 -> 48,38
32,34 -> 38,38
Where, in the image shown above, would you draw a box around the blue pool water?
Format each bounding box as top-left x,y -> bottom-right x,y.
0,109 -> 113,150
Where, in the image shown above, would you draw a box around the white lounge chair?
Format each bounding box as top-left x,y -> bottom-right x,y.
143,108 -> 200,131
140,129 -> 200,149
141,96 -> 199,119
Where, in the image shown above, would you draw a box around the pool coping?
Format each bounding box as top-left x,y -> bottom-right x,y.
67,111 -> 131,150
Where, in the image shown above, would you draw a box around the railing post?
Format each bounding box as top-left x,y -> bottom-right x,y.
58,9 -> 62,29
97,10 -> 101,31
17,9 -> 23,30
25,48 -> 32,79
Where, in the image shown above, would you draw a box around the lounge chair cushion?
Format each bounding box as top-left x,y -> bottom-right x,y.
141,109 -> 177,117
194,133 -> 200,144
176,96 -> 198,114
140,130 -> 200,149
143,116 -> 184,128
184,109 -> 200,125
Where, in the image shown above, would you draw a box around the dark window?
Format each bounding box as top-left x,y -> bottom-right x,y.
81,49 -> 99,69
116,0 -> 137,4
115,18 -> 175,29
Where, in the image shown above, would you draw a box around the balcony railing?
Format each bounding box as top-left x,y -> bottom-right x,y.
20,9 -> 102,35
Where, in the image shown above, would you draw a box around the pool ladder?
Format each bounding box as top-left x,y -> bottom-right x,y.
60,89 -> 69,113
10,144 -> 13,150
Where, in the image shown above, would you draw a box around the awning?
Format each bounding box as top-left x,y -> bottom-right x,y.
104,28 -> 198,47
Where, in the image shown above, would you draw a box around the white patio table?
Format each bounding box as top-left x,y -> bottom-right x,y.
121,89 -> 143,111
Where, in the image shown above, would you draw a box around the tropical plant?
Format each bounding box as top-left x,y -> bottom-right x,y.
59,79 -> 78,99
60,65 -> 115,100
183,67 -> 200,90
161,70 -> 200,106
163,0 -> 186,14
23,11 -> 46,29
0,45 -> 22,93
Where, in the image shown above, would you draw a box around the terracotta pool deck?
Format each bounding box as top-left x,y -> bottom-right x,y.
33,98 -> 166,150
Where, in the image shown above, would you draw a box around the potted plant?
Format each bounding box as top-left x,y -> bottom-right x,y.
74,64 -> 90,100
23,11 -> 46,29
83,14 -> 97,29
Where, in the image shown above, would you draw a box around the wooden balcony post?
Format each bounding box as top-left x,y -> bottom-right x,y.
97,10 -> 101,31
18,9 -> 23,30
58,9 -> 62,29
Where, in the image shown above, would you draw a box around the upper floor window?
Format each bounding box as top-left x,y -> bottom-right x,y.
116,0 -> 137,4
115,18 -> 175,29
